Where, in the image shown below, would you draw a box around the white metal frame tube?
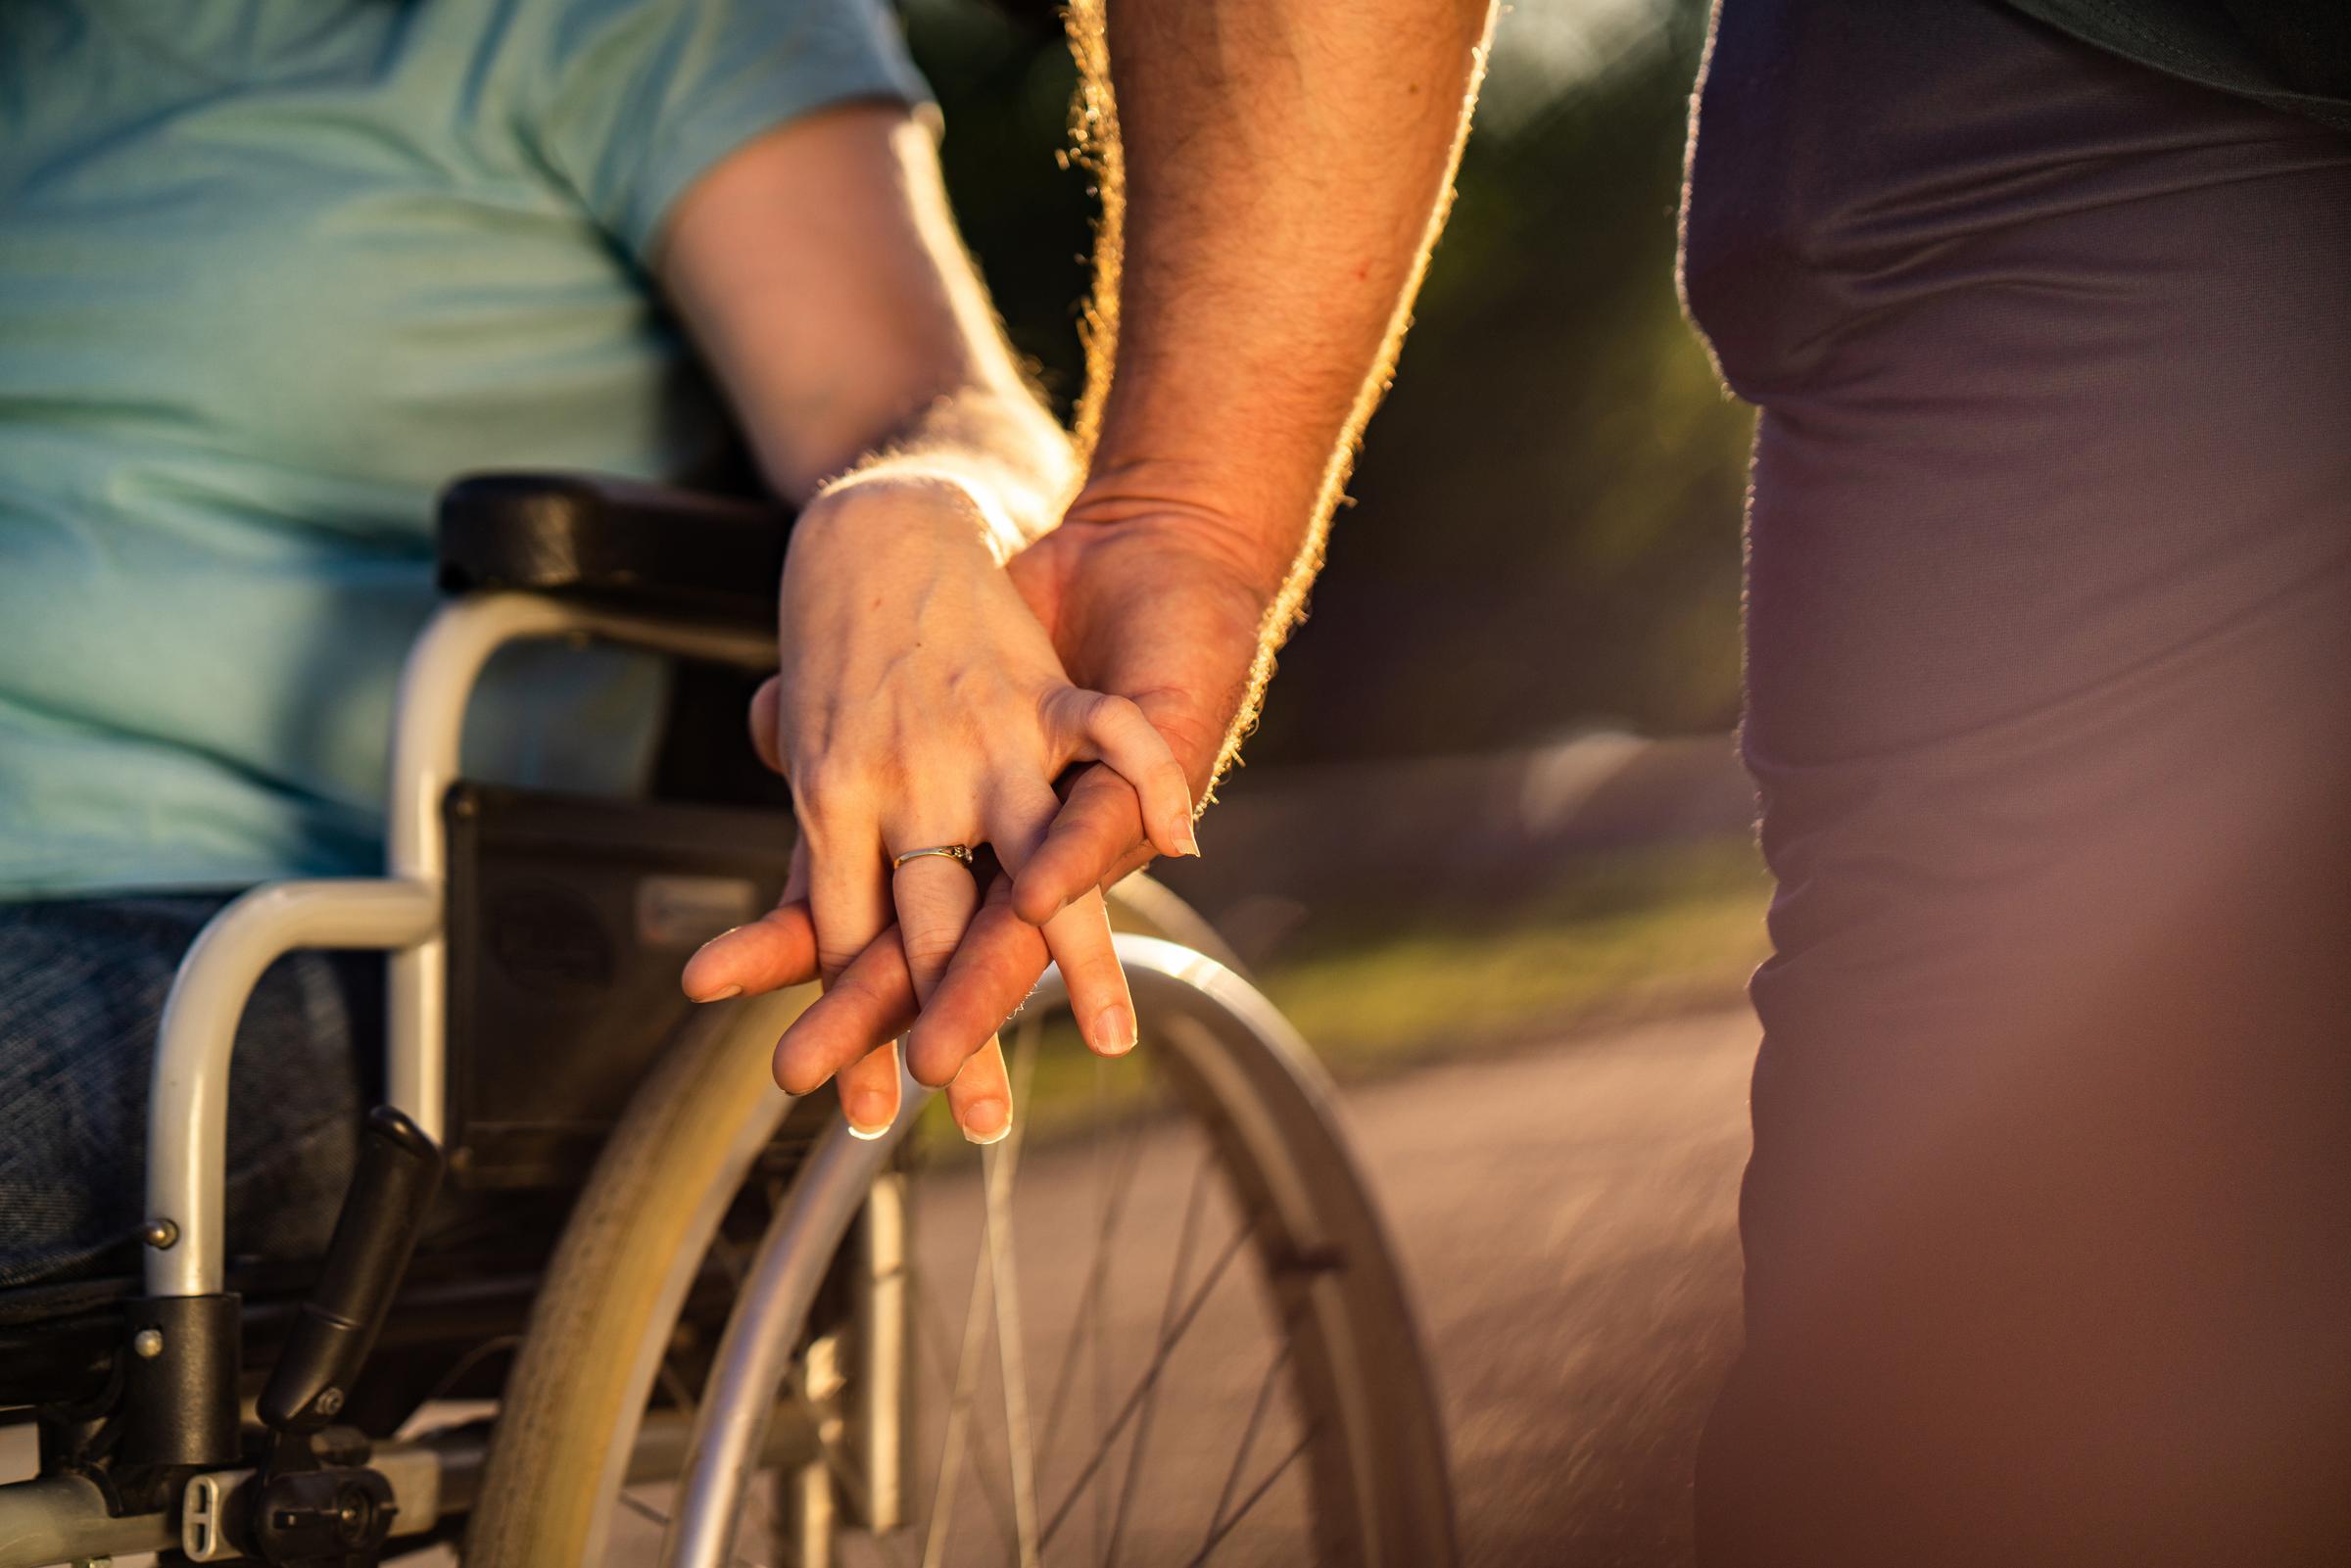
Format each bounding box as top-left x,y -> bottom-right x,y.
143,879 -> 438,1297
143,593 -> 776,1299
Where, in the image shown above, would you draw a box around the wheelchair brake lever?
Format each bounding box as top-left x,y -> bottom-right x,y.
258,1106 -> 446,1443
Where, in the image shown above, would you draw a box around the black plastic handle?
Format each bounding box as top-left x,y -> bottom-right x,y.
259,1107 -> 445,1434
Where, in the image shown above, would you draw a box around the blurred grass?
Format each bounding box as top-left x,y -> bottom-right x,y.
1252,835 -> 1772,1073
904,834 -> 1773,1158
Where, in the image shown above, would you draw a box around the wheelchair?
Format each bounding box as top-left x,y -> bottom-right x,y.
0,473 -> 1455,1567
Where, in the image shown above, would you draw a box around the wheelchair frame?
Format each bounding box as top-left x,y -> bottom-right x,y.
0,576 -> 1456,1567
0,590 -> 778,1564
150,593 -> 779,1301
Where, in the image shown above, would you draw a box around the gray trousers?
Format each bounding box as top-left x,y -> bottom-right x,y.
1682,1 -> 2351,1561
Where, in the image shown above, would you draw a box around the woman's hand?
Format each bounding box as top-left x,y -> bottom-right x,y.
679,471 -> 1198,1144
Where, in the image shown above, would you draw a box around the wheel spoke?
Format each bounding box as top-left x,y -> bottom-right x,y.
1101,1149 -> 1214,1565
1183,1424 -> 1319,1566
1036,1211 -> 1259,1551
407,1332 -> 522,1412
985,1015 -> 1044,1568
861,989 -> 1364,1566
1090,1058 -> 1115,1565
916,1223 -> 1015,1568
1200,1335 -> 1295,1551
657,1354 -> 700,1422
905,1265 -> 1020,1555
1032,1115 -> 1151,1478
919,1210 -> 999,1565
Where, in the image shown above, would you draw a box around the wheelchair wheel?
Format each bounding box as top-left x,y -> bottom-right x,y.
469,909 -> 1453,1567
660,934 -> 1455,1568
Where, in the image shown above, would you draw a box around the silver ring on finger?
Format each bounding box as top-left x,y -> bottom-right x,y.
890,843 -> 976,871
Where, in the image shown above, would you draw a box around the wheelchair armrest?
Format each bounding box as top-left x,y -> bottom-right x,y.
436,472 -> 792,631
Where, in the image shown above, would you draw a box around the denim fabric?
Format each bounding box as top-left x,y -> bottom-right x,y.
0,897 -> 372,1285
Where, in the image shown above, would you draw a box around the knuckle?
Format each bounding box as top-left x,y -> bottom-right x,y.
793,759 -> 863,815
1091,692 -> 1145,734
1035,686 -> 1088,742
899,927 -> 962,973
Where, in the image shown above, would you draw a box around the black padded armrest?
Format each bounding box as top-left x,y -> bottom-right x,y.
436,472 -> 792,630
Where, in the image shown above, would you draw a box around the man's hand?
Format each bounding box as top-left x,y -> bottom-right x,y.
1004,506 -> 1276,911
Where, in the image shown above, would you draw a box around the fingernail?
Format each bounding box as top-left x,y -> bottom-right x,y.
687,926 -> 744,965
961,1099 -> 1011,1145
1093,1004 -> 1136,1057
1173,818 -> 1202,858
844,1090 -> 894,1139
696,983 -> 744,1003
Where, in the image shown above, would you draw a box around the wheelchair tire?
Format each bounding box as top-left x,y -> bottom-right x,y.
462,984 -> 814,1567
467,891 -> 1454,1568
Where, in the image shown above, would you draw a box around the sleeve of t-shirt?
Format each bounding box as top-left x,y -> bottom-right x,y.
522,0 -> 936,261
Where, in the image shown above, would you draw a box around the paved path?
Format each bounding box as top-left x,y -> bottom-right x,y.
0,1011 -> 1757,1568
1344,1010 -> 1755,1568
909,1007 -> 1758,1567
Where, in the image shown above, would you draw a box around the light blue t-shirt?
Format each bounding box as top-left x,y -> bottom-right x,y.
0,0 -> 927,897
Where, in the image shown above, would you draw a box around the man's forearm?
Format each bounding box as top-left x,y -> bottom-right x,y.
1067,0 -> 1493,667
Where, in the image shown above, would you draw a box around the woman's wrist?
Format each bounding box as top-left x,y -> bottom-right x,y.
794,379 -> 1077,565
796,465 -> 1029,568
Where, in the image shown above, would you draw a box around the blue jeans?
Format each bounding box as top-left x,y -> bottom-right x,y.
0,896 -> 371,1286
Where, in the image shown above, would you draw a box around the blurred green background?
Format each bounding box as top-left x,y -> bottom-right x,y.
898,0 -> 1768,1060
904,0 -> 1753,764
